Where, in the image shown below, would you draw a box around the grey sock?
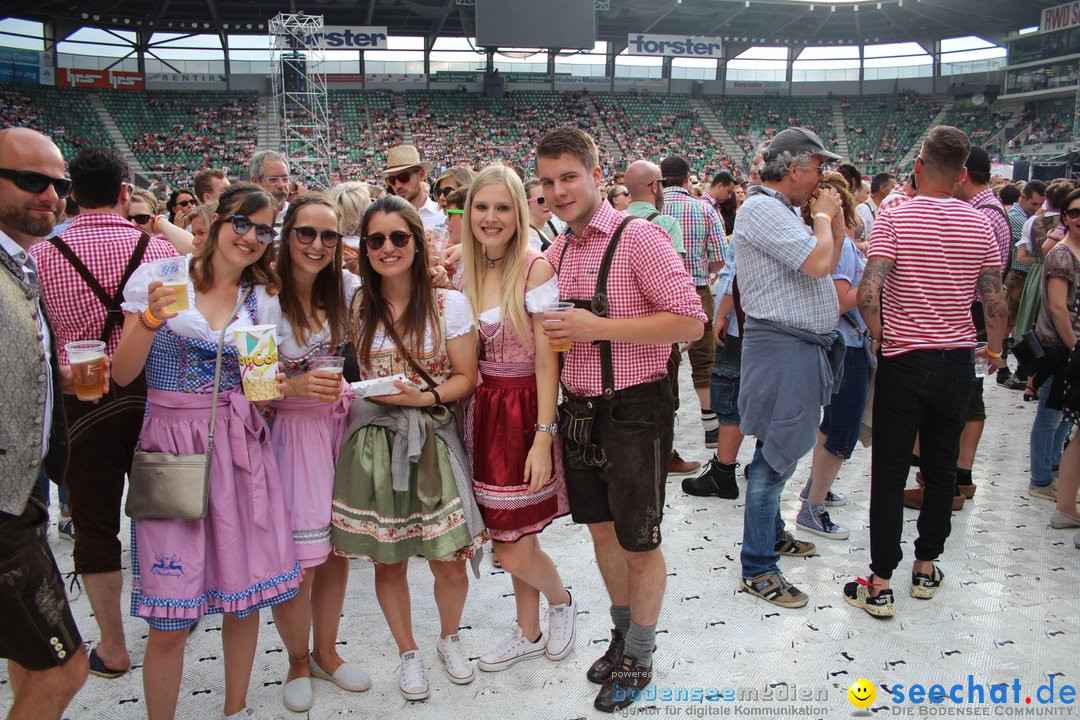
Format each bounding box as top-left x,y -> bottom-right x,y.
625,621 -> 656,667
610,604 -> 631,635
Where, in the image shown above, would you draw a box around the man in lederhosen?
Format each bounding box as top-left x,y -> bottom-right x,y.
537,127 -> 706,714
30,147 -> 177,678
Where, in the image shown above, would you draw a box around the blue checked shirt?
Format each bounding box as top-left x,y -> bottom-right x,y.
732,185 -> 839,335
1008,204 -> 1033,272
662,186 -> 726,286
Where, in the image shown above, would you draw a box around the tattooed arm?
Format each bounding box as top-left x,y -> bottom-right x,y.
856,256 -> 895,341
977,265 -> 1009,364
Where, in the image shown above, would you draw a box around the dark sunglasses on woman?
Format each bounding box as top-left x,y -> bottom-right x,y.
0,168 -> 72,197
128,213 -> 152,226
293,226 -> 343,248
226,214 -> 276,245
363,231 -> 413,251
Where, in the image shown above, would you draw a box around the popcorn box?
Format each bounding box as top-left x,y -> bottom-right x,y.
234,324 -> 282,401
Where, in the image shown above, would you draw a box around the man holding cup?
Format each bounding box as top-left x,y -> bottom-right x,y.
536,127 -> 706,714
29,146 -> 177,679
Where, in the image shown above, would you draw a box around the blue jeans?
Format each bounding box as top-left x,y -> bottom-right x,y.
1029,374 -> 1072,487
710,337 -> 742,426
741,444 -> 798,578
820,347 -> 870,458
35,474 -> 69,514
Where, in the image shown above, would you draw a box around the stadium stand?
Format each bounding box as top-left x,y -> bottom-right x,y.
0,82 -> 113,161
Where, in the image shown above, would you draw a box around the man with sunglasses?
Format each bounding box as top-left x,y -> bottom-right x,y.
250,149 -> 291,229
381,144 -> 445,229
29,146 -> 177,681
524,178 -> 564,245
0,126 -> 89,720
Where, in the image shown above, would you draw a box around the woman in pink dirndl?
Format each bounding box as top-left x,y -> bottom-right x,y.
112,183 -> 300,720
460,166 -> 576,672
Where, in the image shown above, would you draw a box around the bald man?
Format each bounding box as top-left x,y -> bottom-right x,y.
0,127 -> 89,720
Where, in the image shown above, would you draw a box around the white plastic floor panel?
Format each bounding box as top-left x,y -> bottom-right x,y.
3,366 -> 1078,719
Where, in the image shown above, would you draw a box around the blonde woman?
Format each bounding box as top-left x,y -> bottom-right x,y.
460,165 -> 575,672
328,181 -> 371,273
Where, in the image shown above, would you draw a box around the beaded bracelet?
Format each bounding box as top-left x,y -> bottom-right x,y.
139,307 -> 163,332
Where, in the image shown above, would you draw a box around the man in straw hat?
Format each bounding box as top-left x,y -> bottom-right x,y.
382,144 -> 445,229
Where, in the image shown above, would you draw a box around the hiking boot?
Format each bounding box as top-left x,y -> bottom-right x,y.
774,531 -> 816,557
667,450 -> 701,476
593,656 -> 653,713
740,571 -> 808,608
910,565 -> 945,599
844,577 -> 895,618
682,458 -> 739,498
795,502 -> 850,540
586,629 -> 624,684
798,477 -> 847,506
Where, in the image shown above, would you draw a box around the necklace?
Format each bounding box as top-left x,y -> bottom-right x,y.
483,250 -> 505,269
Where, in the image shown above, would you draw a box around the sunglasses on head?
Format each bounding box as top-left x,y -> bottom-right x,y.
128,213 -> 152,226
174,198 -> 197,209
386,169 -> 418,185
0,168 -> 72,198
225,214 -> 276,245
363,230 -> 413,251
1065,208 -> 1080,219
293,226 -> 343,248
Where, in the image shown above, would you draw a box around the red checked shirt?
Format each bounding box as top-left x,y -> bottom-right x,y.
29,213 -> 178,363
546,200 -> 707,397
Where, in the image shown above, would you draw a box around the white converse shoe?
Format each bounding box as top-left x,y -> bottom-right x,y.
398,650 -> 429,701
545,591 -> 577,661
436,633 -> 475,685
478,628 -> 546,672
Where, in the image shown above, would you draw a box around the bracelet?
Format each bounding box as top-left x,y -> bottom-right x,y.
427,388 -> 442,407
534,422 -> 558,436
813,212 -> 832,221
139,307 -> 163,332
984,347 -> 1002,358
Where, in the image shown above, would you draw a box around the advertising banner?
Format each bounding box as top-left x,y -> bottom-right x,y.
627,33 -> 723,58
1041,2 -> 1080,33
299,26 -> 389,50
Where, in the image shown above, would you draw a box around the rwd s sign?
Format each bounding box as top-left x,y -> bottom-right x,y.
1041,2 -> 1080,33
300,26 -> 389,50
627,33 -> 723,58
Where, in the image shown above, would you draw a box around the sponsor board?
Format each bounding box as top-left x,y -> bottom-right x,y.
554,74 -> 610,85
147,73 -> 226,84
58,68 -> 144,90
627,33 -> 723,58
1041,2 -> 1080,32
297,26 -> 389,50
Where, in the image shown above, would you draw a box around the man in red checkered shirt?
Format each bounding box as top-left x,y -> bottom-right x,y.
539,127 -> 706,714
29,147 -> 176,680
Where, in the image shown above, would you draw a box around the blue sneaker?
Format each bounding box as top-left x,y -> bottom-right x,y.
799,478 -> 847,507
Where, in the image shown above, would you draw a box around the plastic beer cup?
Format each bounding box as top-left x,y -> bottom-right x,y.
149,256 -> 190,314
309,356 -> 345,403
543,301 -> 575,352
66,340 -> 107,401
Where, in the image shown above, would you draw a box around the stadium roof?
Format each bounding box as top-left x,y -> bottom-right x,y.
1,0 -> 1051,47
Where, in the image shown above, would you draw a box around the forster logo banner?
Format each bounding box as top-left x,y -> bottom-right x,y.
1041,2 -> 1080,32
627,33 -> 723,58
299,26 -> 389,50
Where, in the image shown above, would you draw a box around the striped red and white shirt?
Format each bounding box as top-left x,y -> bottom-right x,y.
869,196 -> 998,358
29,213 -> 178,363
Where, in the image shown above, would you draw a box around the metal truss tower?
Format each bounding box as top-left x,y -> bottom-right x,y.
269,12 -> 332,188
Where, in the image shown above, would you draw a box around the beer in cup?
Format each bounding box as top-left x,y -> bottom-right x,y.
234,325 -> 282,401
66,340 -> 107,401
542,301 -> 575,352
308,355 -> 345,403
149,256 -> 190,314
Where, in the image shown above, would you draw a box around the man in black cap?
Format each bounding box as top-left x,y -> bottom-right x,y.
661,155 -> 726,461
730,127 -> 845,608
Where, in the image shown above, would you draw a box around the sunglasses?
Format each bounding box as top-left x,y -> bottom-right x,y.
174,198 -> 197,209
293,226 -> 343,248
0,168 -> 72,198
613,191 -> 629,198
225,214 -> 276,245
386,169 -> 417,185
363,230 -> 413,250
435,185 -> 456,197
128,214 -> 152,226
531,196 -> 546,205
446,208 -> 464,216
1065,208 -> 1080,219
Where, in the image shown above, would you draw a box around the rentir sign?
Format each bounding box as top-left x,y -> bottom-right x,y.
627,33 -> 723,58
1041,2 -> 1080,33
299,26 -> 389,50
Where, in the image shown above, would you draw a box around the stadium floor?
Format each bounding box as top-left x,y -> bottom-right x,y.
2,360 -> 1078,720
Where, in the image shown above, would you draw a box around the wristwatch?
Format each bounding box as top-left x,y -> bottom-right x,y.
534,422 -> 558,436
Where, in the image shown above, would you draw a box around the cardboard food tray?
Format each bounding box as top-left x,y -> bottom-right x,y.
351,373 -> 414,398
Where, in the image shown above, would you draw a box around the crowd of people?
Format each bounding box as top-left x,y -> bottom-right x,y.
2,109 -> 1079,720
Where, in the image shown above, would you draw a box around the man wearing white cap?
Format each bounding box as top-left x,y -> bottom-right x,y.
382,145 -> 445,229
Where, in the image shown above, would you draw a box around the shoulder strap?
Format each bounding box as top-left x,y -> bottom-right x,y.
593,216 -> 635,399
646,211 -> 661,221
206,286 -> 254,458
977,203 -> 1009,225
46,235 -> 112,308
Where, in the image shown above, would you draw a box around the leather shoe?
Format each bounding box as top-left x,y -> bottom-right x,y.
586,629 -> 624,684
667,450 -> 700,476
904,486 -> 965,511
915,471 -> 975,498
594,656 -> 653,713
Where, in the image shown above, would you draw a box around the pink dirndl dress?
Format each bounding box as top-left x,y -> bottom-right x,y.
465,254 -> 569,543
125,283 -> 301,631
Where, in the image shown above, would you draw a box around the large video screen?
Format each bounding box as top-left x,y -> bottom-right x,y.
475,0 -> 596,50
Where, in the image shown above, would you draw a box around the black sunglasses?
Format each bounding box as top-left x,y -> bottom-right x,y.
387,169 -> 417,185
174,198 -> 197,209
293,226 -> 343,248
532,196 -> 546,205
363,230 -> 413,251
128,213 -> 152,226
0,168 -> 72,198
1064,208 -> 1080,219
225,214 -> 276,245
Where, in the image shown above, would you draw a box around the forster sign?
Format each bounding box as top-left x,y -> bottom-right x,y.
627,33 -> 723,58
299,26 -> 389,50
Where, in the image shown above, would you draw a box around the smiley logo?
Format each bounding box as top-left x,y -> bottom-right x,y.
848,678 -> 876,708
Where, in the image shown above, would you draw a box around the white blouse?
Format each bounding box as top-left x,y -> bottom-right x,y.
477,276 -> 560,325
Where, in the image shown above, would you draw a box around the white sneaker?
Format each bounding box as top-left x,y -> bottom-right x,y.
436,634 -> 475,685
478,628 -> 546,672
398,651 -> 429,701
545,591 -> 577,661
222,708 -> 257,720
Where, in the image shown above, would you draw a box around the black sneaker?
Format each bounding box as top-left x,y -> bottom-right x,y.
995,368 -> 1012,385
843,577 -> 895,618
682,458 -> 739,498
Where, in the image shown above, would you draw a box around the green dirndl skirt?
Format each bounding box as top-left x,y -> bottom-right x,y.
330,424 -> 479,563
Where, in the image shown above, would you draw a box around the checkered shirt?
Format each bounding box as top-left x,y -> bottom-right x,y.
29,213 -> 178,363
1008,204 -> 1033,272
970,187 -> 1011,273
662,186 -> 726,286
546,201 -> 707,397
733,185 -> 839,335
